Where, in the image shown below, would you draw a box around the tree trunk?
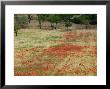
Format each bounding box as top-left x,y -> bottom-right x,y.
51,23 -> 54,30
38,20 -> 42,29
15,31 -> 17,36
28,15 -> 31,23
37,15 -> 42,29
55,22 -> 57,29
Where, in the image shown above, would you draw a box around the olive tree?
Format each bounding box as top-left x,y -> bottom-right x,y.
14,14 -> 28,36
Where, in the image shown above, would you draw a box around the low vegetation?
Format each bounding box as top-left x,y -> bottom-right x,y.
14,29 -> 97,76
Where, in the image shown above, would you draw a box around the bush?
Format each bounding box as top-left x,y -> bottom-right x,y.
72,17 -> 82,24
89,20 -> 97,25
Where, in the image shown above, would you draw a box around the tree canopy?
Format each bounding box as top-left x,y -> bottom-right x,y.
14,14 -> 97,36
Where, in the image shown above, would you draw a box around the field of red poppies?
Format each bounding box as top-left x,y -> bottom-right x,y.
14,29 -> 97,76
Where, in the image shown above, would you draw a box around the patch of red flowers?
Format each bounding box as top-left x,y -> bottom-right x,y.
43,44 -> 83,59
15,71 -> 39,76
90,46 -> 97,56
30,47 -> 37,52
79,31 -> 92,36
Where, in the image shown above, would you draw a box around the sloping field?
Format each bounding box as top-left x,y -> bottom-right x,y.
14,29 -> 97,76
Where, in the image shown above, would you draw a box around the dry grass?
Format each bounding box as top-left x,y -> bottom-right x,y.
14,29 -> 97,76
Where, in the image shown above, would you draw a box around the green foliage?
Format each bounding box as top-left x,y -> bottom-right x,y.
37,14 -> 48,29
14,14 -> 97,33
59,14 -> 73,30
14,14 -> 28,36
37,14 -> 97,30
14,15 -> 28,28
47,14 -> 61,29
37,14 -> 46,21
88,14 -> 97,25
80,15 -> 91,25
59,14 -> 73,22
47,15 -> 61,23
72,14 -> 97,25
